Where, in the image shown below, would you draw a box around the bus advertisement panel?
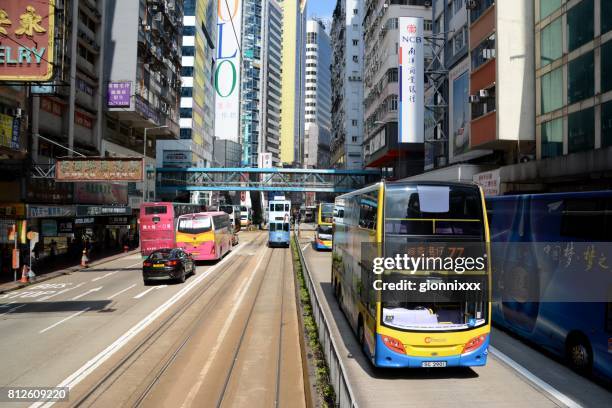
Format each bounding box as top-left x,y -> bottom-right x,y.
332,181 -> 491,368
175,212 -> 232,261
139,202 -> 204,256
487,191 -> 612,380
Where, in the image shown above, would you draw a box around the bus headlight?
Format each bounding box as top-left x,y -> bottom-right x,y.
381,334 -> 406,354
462,335 -> 487,354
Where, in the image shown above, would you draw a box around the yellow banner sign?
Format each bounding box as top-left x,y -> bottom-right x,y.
55,158 -> 144,182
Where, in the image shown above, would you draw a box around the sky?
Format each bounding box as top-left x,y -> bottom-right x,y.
307,0 -> 335,22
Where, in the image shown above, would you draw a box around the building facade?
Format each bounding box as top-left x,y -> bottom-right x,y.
361,0 -> 432,178
279,0 -> 307,166
304,19 -> 332,168
330,0 -> 364,170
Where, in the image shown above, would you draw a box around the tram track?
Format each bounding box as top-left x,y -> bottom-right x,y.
67,232 -> 268,408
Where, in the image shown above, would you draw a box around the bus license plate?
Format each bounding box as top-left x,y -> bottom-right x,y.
422,361 -> 446,368
153,263 -> 165,268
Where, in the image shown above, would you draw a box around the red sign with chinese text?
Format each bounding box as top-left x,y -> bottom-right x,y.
0,1 -> 56,81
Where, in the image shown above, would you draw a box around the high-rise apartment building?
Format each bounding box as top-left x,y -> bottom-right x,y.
177,0 -> 217,166
279,0 -> 308,166
330,0 -> 364,170
304,19 -> 332,168
240,0 -> 283,167
362,0 -> 432,178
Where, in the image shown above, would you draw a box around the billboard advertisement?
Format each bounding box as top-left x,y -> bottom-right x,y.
214,0 -> 242,144
74,183 -> 128,205
107,81 -> 132,107
398,17 -> 424,144
55,158 -> 144,182
0,1 -> 56,81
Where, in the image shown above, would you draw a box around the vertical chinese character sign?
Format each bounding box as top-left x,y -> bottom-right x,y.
0,1 -> 55,81
398,17 -> 424,144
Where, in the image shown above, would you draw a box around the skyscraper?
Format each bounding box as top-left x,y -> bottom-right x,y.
304,19 -> 332,168
240,0 -> 283,167
279,0 -> 308,166
330,0 -> 364,169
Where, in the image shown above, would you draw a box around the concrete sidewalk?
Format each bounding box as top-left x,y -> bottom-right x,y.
0,249 -> 141,294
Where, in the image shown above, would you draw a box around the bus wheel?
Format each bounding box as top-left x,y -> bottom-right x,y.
566,334 -> 592,373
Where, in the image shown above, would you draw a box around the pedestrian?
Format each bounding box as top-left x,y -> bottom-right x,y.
49,239 -> 57,258
33,241 -> 41,261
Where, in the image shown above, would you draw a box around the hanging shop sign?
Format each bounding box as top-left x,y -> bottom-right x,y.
0,1 -> 56,81
55,157 -> 144,182
27,205 -> 76,218
76,205 -> 131,217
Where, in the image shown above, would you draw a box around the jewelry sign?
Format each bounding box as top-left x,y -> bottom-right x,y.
398,17 -> 424,144
0,1 -> 56,81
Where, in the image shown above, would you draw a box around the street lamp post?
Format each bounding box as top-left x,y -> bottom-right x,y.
143,125 -> 168,202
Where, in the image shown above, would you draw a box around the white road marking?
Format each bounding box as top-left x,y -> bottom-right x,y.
301,244 -> 309,251
39,308 -> 91,334
133,285 -> 167,299
37,283 -> 85,302
29,241 -> 247,408
91,272 -> 117,282
0,301 -> 16,308
489,346 -> 583,408
180,247 -> 268,408
71,287 -> 102,301
108,284 -> 137,300
0,304 -> 25,317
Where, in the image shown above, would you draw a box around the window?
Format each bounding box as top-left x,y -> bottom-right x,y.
454,0 -> 463,14
541,118 -> 563,158
182,46 -> 195,56
181,66 -> 194,77
180,128 -> 192,139
145,206 -> 167,215
540,0 -> 561,20
352,39 -> 359,46
603,0 -> 612,34
180,107 -> 192,118
568,51 -> 594,104
183,26 -> 196,36
540,18 -> 562,66
424,19 -> 432,32
181,87 -> 193,97
568,107 -> 594,153
541,67 -> 563,113
567,0 -> 593,52
352,136 -> 358,142
353,8 -> 358,15
352,55 -> 359,63
602,100 -> 612,148
471,34 -> 495,70
601,40 -> 612,93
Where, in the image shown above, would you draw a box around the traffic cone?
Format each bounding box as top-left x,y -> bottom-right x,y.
20,265 -> 28,283
81,250 -> 89,268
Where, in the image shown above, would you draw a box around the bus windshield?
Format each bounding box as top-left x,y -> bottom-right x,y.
177,217 -> 212,234
319,203 -> 334,223
382,184 -> 488,332
384,184 -> 484,237
270,222 -> 289,232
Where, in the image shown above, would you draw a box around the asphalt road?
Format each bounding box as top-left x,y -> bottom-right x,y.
0,231 -> 305,408
296,230 -> 612,408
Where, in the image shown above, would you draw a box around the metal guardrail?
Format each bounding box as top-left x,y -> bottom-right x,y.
293,233 -> 358,408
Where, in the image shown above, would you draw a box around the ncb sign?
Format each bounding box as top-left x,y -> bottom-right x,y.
398,17 -> 424,144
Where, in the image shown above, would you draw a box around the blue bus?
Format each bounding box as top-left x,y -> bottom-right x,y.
487,191 -> 612,380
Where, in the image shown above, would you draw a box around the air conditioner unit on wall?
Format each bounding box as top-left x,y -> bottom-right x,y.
479,89 -> 489,98
469,95 -> 480,103
466,0 -> 479,10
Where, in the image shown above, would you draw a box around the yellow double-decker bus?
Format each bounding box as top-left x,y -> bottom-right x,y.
315,203 -> 334,250
332,181 -> 491,368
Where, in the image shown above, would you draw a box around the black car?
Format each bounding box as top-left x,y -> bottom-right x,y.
143,248 -> 195,285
